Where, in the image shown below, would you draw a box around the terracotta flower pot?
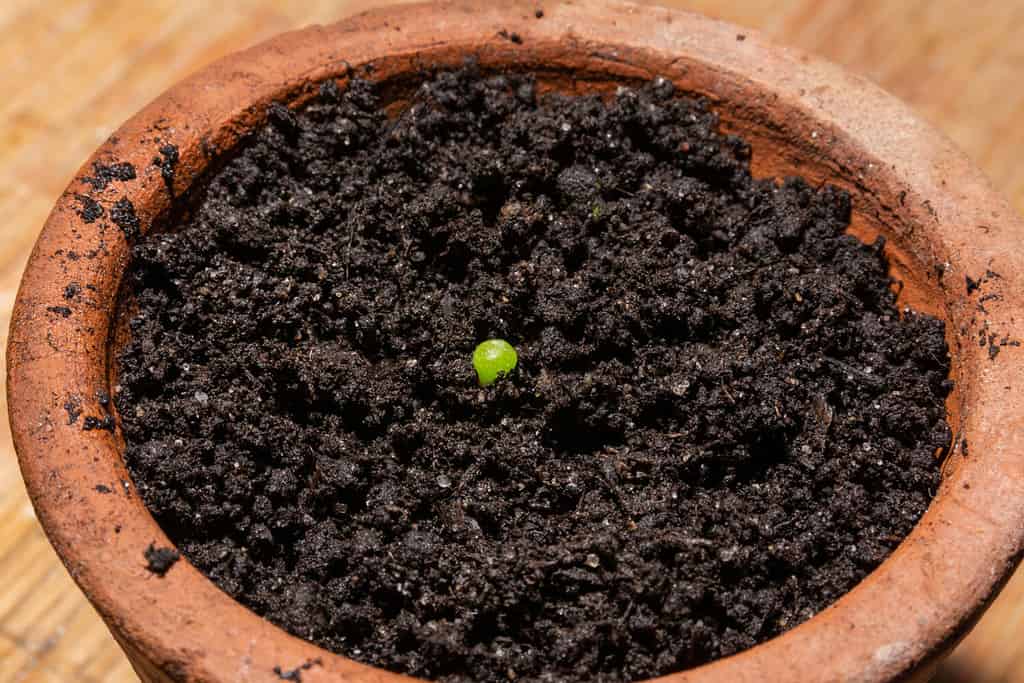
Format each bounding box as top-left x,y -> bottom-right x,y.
8,1 -> 1024,681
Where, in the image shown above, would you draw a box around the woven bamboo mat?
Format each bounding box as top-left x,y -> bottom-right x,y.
2,1 -> 1023,680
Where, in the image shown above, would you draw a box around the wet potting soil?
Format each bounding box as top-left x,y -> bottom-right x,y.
119,65 -> 952,682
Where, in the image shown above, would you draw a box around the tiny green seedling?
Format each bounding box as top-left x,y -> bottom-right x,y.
473,339 -> 518,387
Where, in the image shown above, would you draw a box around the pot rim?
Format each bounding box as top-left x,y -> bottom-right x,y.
9,1 -> 1024,681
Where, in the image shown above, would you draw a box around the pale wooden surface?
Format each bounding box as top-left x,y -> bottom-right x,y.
1,1 -> 1022,681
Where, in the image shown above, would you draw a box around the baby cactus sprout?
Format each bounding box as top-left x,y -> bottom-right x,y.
473,339 -> 518,387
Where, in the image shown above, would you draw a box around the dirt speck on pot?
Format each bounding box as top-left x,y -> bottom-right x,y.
498,29 -> 523,44
64,396 -> 81,425
81,160 -> 136,191
152,143 -> 180,196
73,194 -> 104,223
144,543 -> 180,577
81,415 -> 114,432
119,65 -> 952,682
46,305 -> 71,318
110,197 -> 141,240
273,658 -> 322,682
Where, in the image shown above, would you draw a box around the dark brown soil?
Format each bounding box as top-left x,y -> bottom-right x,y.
118,65 -> 951,682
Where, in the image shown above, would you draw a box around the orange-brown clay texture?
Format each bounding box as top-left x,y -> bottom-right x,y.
7,2 -> 1024,682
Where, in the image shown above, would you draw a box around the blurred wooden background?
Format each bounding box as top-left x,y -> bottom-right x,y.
1,1 -> 1022,680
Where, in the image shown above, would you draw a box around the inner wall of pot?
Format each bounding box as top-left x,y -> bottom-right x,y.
109,56 -> 961,504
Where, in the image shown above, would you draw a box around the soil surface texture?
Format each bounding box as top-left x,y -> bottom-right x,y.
119,65 -> 951,682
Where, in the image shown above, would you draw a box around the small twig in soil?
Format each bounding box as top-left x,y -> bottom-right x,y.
343,221 -> 356,280
593,451 -> 635,523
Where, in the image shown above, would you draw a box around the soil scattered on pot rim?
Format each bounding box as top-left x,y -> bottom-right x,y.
119,65 -> 952,682
144,543 -> 180,576
273,658 -> 322,682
